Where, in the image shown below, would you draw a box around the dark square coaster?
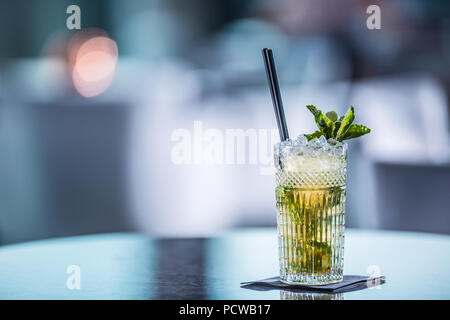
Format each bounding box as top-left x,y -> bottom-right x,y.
241,275 -> 385,294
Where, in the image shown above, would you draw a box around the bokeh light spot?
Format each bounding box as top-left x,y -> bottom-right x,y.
71,36 -> 118,98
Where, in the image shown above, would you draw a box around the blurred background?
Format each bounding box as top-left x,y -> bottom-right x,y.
0,0 -> 449,244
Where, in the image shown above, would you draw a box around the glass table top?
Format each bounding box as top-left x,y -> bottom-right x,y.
0,228 -> 449,299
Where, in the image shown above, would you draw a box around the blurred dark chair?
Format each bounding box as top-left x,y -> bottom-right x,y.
0,100 -> 134,244
374,161 -> 450,234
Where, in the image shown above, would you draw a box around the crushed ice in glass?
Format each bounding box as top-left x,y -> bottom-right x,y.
275,134 -> 347,171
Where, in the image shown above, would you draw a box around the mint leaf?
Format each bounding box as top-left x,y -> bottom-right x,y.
304,104 -> 370,142
325,111 -> 338,122
304,131 -> 325,141
306,105 -> 334,138
342,124 -> 371,140
336,106 -> 355,141
332,120 -> 341,138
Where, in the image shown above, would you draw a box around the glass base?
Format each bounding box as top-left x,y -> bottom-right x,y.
280,274 -> 343,286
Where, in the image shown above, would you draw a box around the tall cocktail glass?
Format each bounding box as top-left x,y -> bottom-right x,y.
275,137 -> 347,285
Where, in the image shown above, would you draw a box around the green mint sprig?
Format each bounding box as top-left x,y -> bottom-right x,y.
304,105 -> 370,142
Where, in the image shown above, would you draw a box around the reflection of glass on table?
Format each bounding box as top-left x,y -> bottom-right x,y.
280,290 -> 343,300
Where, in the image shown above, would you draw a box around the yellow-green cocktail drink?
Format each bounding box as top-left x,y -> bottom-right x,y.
275,135 -> 347,285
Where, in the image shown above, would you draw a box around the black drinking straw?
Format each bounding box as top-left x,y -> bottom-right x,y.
262,48 -> 289,141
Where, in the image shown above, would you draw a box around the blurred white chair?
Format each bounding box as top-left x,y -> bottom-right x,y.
349,74 -> 450,233
351,74 -> 450,164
